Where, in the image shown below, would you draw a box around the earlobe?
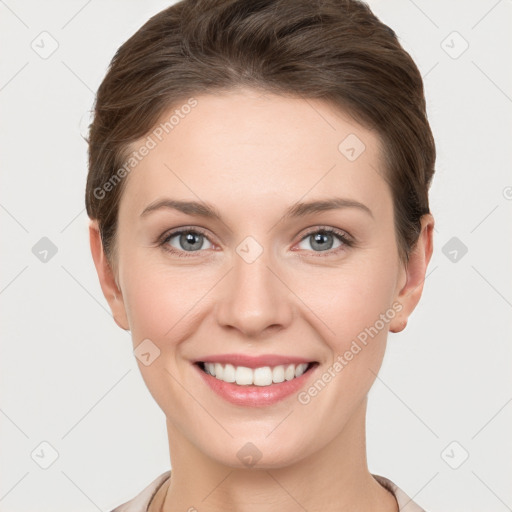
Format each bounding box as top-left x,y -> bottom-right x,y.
389,213 -> 435,334
89,220 -> 130,331
389,316 -> 407,334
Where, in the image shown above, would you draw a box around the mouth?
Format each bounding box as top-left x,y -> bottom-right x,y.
195,361 -> 318,387
192,354 -> 320,406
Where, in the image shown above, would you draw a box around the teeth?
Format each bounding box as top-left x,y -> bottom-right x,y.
253,366 -> 273,386
235,366 -> 253,385
285,364 -> 295,381
272,365 -> 285,383
295,363 -> 308,377
214,363 -> 223,380
202,362 -> 311,386
223,363 -> 236,383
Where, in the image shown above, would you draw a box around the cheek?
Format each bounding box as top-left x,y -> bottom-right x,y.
123,270 -> 191,342
121,255 -> 222,348
123,276 -> 171,341
292,259 -> 396,433
295,255 -> 398,354
120,261 -> 205,411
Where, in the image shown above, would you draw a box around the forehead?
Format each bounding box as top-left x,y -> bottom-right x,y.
119,88 -> 390,220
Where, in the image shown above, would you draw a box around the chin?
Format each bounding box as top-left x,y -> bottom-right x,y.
204,435 -> 314,470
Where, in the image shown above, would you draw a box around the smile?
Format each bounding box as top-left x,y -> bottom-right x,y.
193,356 -> 319,407
198,361 -> 313,386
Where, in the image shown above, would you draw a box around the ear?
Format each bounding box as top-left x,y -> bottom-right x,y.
89,219 -> 130,331
389,213 -> 435,333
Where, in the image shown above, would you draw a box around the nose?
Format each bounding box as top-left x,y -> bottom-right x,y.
215,244 -> 294,339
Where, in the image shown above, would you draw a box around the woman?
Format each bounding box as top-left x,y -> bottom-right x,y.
86,0 -> 435,510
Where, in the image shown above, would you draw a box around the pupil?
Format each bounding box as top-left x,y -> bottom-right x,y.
312,232 -> 333,251
181,232 -> 201,251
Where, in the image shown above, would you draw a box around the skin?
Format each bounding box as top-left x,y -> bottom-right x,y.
89,87 -> 434,512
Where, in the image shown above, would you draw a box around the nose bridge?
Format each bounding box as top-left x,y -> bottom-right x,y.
215,235 -> 293,337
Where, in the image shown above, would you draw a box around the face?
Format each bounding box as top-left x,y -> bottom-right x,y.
91,87 -> 433,469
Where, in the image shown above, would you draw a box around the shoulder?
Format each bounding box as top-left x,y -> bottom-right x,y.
109,471 -> 171,512
372,474 -> 428,512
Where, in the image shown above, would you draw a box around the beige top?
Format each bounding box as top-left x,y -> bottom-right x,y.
110,471 -> 427,511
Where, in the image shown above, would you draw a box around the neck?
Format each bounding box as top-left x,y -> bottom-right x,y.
160,397 -> 398,512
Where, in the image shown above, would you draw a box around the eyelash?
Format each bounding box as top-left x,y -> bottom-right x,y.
158,226 -> 354,258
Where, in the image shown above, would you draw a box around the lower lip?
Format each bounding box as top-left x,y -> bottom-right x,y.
194,363 -> 317,407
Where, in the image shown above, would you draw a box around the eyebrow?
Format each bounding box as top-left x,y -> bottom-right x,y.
140,197 -> 374,221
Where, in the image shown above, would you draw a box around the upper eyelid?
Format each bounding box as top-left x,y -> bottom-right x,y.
161,226 -> 213,244
301,225 -> 352,239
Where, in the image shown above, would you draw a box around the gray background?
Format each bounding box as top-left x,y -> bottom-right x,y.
1,1 -> 511,511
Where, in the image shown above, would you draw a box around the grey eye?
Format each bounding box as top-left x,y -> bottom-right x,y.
297,231 -> 343,252
166,231 -> 213,252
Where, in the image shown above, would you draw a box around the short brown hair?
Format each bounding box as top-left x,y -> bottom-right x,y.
85,0 -> 435,267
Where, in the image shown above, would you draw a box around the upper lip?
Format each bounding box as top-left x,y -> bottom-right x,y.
194,353 -> 316,369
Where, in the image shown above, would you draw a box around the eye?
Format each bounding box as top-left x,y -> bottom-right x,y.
158,226 -> 353,258
160,228 -> 214,256
295,227 -> 353,255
